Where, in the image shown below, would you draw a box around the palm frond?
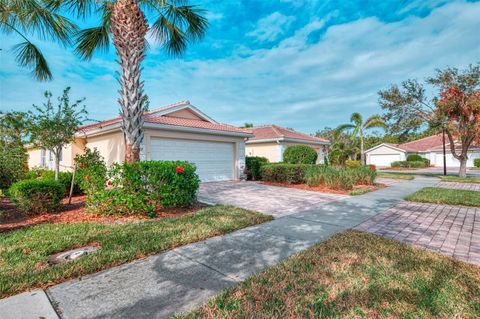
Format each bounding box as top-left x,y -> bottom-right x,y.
12,41 -> 52,81
350,112 -> 362,126
149,1 -> 207,56
334,124 -> 354,137
364,115 -> 387,130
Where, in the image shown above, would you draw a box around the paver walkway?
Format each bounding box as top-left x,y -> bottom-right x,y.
1,177 -> 438,319
199,181 -> 349,218
355,201 -> 480,265
436,181 -> 480,191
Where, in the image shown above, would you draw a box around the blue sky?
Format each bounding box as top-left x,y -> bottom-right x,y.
1,0 -> 479,135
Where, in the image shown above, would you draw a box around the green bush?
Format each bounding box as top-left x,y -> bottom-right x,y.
391,160 -> 426,168
345,160 -> 361,169
0,141 -> 28,189
23,168 -> 81,195
283,145 -> 318,164
261,164 -> 313,184
304,166 -> 376,190
474,158 -> 480,168
422,158 -> 431,167
8,179 -> 64,214
24,167 -> 48,180
86,161 -> 200,215
406,154 -> 423,162
74,148 -> 107,194
245,156 -> 269,181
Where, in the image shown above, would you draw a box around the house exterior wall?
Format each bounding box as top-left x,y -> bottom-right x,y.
27,138 -> 86,171
245,142 -> 281,163
85,131 -> 125,167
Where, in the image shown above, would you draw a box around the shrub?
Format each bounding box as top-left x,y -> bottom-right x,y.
8,179 -> 64,214
474,158 -> 480,168
391,160 -> 426,168
74,148 -> 107,194
38,171 -> 81,195
283,145 -> 318,164
345,160 -> 361,169
24,167 -> 48,180
406,154 -> 423,162
422,158 -> 431,167
86,161 -> 200,215
261,164 -> 312,184
304,165 -> 376,190
245,157 -> 269,180
0,140 -> 28,189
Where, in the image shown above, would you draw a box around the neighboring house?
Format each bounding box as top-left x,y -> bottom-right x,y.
245,125 -> 330,163
27,101 -> 253,182
365,134 -> 480,168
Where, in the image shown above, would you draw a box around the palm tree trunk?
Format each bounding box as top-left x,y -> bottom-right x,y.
360,129 -> 365,165
110,0 -> 148,163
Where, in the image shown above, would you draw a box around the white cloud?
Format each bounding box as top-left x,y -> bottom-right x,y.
247,12 -> 296,43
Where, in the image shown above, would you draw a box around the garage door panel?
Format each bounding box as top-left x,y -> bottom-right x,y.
368,154 -> 401,167
150,138 -> 234,182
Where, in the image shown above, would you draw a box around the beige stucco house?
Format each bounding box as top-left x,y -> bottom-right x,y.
27,101 -> 253,182
245,125 -> 330,163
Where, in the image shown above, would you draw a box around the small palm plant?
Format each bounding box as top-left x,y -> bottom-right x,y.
336,113 -> 387,165
71,0 -> 208,162
0,0 -> 77,80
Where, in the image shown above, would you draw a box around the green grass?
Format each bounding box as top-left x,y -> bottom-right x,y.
406,187 -> 480,207
440,176 -> 480,184
377,172 -> 415,180
0,205 -> 272,298
178,231 -> 480,319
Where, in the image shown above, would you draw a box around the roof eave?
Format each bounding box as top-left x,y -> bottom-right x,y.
246,137 -> 330,145
143,122 -> 253,137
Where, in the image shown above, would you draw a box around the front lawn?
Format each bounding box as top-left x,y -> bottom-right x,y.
178,231 -> 480,319
440,175 -> 480,184
0,205 -> 272,298
406,187 -> 480,207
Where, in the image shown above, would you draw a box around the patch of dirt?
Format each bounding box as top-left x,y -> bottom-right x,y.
0,196 -> 207,233
261,182 -> 383,195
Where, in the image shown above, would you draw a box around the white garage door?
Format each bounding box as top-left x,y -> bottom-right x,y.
150,138 -> 234,182
434,152 -> 480,168
368,154 -> 402,167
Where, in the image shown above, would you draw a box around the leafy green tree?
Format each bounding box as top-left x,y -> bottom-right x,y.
335,113 -> 387,165
67,0 -> 208,162
242,123 -> 254,128
0,0 -> 77,80
0,112 -> 29,188
28,87 -> 87,180
380,63 -> 480,177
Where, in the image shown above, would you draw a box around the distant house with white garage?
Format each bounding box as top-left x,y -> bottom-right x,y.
245,125 -> 330,163
365,134 -> 480,168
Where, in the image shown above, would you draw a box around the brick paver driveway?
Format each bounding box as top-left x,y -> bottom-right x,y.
199,181 -> 349,218
356,201 -> 480,265
436,181 -> 480,192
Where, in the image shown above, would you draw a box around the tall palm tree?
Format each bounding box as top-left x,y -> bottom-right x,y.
0,0 -> 77,80
336,113 -> 387,165
69,0 -> 207,162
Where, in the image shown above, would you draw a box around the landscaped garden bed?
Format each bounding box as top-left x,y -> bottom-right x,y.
178,230 -> 480,319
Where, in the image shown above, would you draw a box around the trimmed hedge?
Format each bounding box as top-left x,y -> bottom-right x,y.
261,164 -> 313,184
391,160 -> 426,168
8,179 -> 64,214
406,154 -> 423,162
86,161 -> 200,216
474,158 -> 480,168
283,145 -> 318,164
24,168 -> 81,195
261,164 -> 376,190
245,156 -> 269,180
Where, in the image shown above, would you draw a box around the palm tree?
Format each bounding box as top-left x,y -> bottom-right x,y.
70,0 -> 207,162
0,0 -> 77,80
336,113 -> 387,165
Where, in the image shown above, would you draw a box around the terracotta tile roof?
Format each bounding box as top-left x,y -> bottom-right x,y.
78,100 -> 190,133
144,115 -> 251,134
246,125 -> 329,144
397,134 -> 444,152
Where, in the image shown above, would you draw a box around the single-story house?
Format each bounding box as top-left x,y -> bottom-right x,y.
365,134 -> 480,168
245,125 -> 330,163
27,101 -> 253,182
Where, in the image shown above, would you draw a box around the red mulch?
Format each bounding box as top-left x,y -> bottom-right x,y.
261,182 -> 380,195
0,196 -> 206,233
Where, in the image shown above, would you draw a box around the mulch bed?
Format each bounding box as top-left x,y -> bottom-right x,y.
261,181 -> 382,195
0,196 -> 206,233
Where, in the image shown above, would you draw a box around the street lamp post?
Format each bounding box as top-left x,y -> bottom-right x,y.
442,125 -> 447,176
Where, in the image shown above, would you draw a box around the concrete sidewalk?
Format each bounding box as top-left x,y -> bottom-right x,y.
1,177 -> 438,319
